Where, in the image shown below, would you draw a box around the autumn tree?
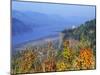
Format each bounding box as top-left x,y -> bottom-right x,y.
12,49 -> 37,74
56,60 -> 66,71
56,40 -> 74,71
43,57 -> 56,72
75,48 -> 95,70
62,40 -> 73,64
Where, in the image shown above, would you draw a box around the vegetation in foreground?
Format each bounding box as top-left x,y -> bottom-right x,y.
11,19 -> 96,74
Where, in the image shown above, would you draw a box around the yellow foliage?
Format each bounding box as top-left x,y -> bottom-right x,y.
75,48 -> 95,70
43,57 -> 56,72
56,61 -> 66,71
62,40 -> 73,63
18,50 -> 37,73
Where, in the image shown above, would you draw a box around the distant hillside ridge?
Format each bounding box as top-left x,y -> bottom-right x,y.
61,19 -> 96,50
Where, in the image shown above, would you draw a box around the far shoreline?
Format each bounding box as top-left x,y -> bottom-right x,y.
12,34 -> 59,49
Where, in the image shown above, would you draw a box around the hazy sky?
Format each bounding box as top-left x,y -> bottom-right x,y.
12,1 -> 96,19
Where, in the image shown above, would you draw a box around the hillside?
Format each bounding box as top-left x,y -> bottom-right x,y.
62,19 -> 96,50
12,17 -> 33,36
12,10 -> 92,36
